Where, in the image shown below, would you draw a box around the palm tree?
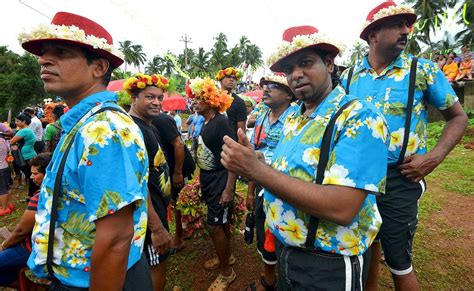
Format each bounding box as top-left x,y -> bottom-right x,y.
404,0 -> 446,46
119,40 -> 147,72
145,55 -> 165,75
190,47 -> 211,77
211,33 -> 230,70
452,0 -> 473,46
348,41 -> 368,65
243,44 -> 264,72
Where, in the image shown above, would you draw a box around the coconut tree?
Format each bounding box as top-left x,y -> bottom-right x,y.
348,41 -> 369,65
130,44 -> 147,71
190,47 -> 211,77
119,40 -> 147,72
404,0 -> 447,46
243,44 -> 264,72
452,0 -> 473,46
210,33 -> 230,70
145,55 -> 165,75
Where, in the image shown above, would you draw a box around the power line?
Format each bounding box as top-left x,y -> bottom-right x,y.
180,34 -> 193,69
18,0 -> 50,19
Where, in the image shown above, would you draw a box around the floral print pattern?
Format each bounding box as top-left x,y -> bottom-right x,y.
28,91 -> 148,288
263,86 -> 388,256
341,52 -> 459,165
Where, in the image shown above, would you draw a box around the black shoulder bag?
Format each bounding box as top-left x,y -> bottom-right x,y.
305,99 -> 358,248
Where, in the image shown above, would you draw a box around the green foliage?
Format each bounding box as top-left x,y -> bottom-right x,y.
0,46 -> 46,119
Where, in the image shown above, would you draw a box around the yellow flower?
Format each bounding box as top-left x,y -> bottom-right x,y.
280,211 -> 307,246
137,81 -> 146,89
302,147 -> 320,167
336,227 -> 359,255
118,128 -> 135,147
82,121 -> 113,147
389,127 -> 404,151
366,116 -> 388,142
323,164 -> 356,187
406,132 -> 420,155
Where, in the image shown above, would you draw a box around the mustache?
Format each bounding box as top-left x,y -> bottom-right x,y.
397,35 -> 408,42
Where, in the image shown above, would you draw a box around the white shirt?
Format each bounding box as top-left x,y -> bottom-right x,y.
29,116 -> 43,141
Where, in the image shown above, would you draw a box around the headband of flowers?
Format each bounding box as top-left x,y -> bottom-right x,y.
215,67 -> 241,81
362,5 -> 415,31
267,33 -> 345,67
18,23 -> 124,60
123,73 -> 169,95
186,77 -> 233,112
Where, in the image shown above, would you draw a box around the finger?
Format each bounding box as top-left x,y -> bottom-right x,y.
237,128 -> 252,148
403,155 -> 414,164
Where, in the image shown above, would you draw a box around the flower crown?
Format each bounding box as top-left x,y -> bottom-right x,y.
267,33 -> 345,67
215,67 -> 241,81
186,77 -> 233,112
123,73 -> 169,95
18,23 -> 124,59
362,5 -> 415,31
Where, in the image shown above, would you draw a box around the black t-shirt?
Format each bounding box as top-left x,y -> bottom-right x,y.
226,93 -> 247,134
132,116 -> 171,227
152,113 -> 195,178
197,113 -> 236,172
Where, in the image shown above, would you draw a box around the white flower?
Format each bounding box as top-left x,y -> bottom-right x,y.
366,116 -> 388,142
323,164 -> 356,187
389,127 -> 404,151
280,211 -> 308,246
365,184 -> 379,192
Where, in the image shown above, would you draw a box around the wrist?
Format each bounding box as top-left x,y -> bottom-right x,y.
1,241 -> 6,250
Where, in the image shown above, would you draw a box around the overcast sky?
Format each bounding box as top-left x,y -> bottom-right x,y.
2,0 -> 461,79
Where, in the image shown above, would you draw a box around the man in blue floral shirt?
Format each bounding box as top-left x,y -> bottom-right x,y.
222,25 -> 389,290
19,12 -> 151,289
341,2 -> 468,290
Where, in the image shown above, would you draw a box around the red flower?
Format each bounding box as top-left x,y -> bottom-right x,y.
87,161 -> 92,166
108,209 -> 115,214
83,267 -> 90,272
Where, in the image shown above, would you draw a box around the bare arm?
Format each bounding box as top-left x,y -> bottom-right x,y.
147,192 -> 171,254
1,210 -> 35,249
90,204 -> 135,291
9,135 -> 23,145
236,121 -> 246,133
220,171 -> 237,208
221,129 -> 367,226
170,136 -> 185,188
400,102 -> 468,181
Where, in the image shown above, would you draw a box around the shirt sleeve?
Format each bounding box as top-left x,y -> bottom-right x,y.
153,116 -> 180,144
422,59 -> 459,110
44,124 -> 55,141
235,98 -> 248,122
78,112 -> 149,221
323,101 -> 389,195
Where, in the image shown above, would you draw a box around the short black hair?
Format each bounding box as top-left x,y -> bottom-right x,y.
83,48 -> 113,86
23,108 -> 35,116
313,48 -> 340,89
16,113 -> 31,125
52,104 -> 65,118
30,152 -> 52,173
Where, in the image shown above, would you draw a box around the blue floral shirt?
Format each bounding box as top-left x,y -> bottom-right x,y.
28,91 -> 149,288
341,52 -> 459,165
251,103 -> 298,164
263,86 -> 389,256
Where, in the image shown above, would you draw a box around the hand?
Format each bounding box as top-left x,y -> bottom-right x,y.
150,228 -> 172,255
172,172 -> 184,189
10,144 -> 18,151
399,153 -> 441,182
221,128 -> 262,180
220,187 -> 234,208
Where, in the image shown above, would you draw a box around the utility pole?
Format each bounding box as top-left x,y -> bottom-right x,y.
180,34 -> 193,69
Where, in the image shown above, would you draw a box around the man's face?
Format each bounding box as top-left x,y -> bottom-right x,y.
262,83 -> 291,110
220,75 -> 237,91
38,41 -> 98,97
192,99 -> 211,115
31,166 -> 45,186
370,16 -> 411,55
281,49 -> 333,102
132,86 -> 164,120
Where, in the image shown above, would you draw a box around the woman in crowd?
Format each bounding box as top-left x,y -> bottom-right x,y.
9,113 -> 38,198
0,130 -> 12,216
442,53 -> 459,82
0,153 -> 52,287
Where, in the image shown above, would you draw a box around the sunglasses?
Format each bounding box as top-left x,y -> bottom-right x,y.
265,83 -> 282,91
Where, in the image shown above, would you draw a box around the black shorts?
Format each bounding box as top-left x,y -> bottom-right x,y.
0,167 -> 12,194
254,186 -> 277,264
376,167 -> 425,275
276,240 -> 370,290
144,242 -> 170,266
200,169 -> 233,225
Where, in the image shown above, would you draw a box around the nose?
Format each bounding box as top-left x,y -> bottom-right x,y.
38,53 -> 53,67
401,23 -> 410,34
290,66 -> 304,83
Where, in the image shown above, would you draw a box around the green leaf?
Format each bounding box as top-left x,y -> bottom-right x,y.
415,72 -> 427,91
88,145 -> 99,156
53,265 -> 70,278
105,191 -> 123,207
327,151 -> 337,170
288,167 -> 314,182
385,102 -> 405,116
445,93 -> 457,108
96,195 -> 109,218
300,123 -> 324,145
378,177 -> 386,194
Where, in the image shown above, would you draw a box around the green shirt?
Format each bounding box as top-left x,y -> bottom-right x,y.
16,128 -> 36,160
44,122 -> 60,141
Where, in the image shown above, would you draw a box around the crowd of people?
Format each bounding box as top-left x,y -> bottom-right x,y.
435,45 -> 473,83
0,1 -> 470,291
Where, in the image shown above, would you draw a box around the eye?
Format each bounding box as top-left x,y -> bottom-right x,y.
282,65 -> 293,75
299,59 -> 312,68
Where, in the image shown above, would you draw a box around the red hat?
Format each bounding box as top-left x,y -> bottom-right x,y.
360,1 -> 417,41
268,25 -> 343,72
19,12 -> 124,68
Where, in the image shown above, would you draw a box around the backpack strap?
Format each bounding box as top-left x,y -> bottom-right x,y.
46,106 -> 125,278
305,99 -> 358,248
345,66 -> 355,94
253,110 -> 270,149
396,57 -> 418,166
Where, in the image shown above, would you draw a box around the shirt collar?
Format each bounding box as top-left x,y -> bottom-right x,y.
60,91 -> 118,133
295,85 -> 346,120
356,52 -> 408,75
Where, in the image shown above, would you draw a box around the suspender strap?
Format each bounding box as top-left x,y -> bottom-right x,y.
253,110 -> 270,149
345,66 -> 355,94
305,99 -> 358,248
46,106 -> 124,278
396,57 -> 418,165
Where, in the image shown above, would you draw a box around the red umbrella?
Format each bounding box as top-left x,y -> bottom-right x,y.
162,93 -> 187,111
243,90 -> 263,103
107,79 -> 125,92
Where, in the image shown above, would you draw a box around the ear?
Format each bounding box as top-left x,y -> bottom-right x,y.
367,30 -> 377,45
324,55 -> 335,74
91,58 -> 110,79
